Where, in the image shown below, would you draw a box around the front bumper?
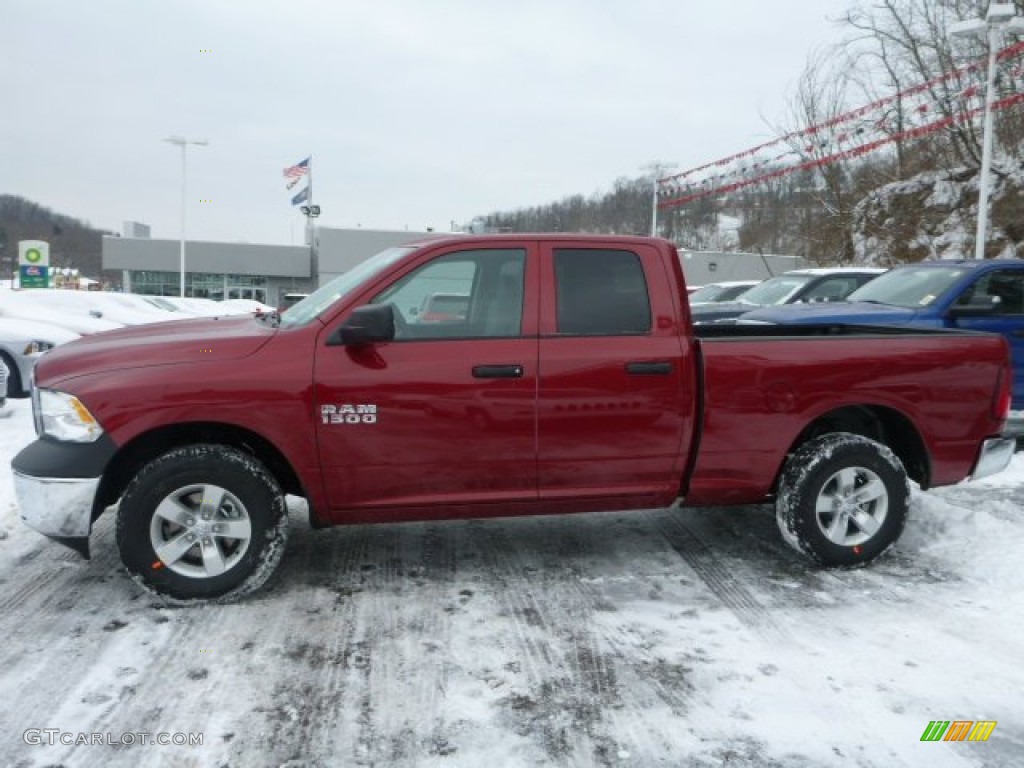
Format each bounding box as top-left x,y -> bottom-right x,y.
11,435 -> 117,558
13,472 -> 100,557
971,436 -> 1016,481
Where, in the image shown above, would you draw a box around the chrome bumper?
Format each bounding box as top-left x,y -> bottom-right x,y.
13,470 -> 100,557
971,437 -> 1016,481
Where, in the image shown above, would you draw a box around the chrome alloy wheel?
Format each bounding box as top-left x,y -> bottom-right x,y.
148,483 -> 252,578
814,466 -> 889,547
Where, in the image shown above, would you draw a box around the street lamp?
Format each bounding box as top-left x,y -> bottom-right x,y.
950,3 -> 1024,259
641,162 -> 676,238
163,135 -> 208,295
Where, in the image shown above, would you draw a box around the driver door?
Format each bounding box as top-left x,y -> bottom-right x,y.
314,243 -> 540,515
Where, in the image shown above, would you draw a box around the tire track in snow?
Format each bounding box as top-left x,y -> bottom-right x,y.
468,515 -> 707,766
469,520 -> 624,765
0,514 -> 153,754
238,516 -> 460,767
650,509 -> 794,644
687,503 -> 911,607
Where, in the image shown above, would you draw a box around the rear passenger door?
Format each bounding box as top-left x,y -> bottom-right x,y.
536,242 -> 697,506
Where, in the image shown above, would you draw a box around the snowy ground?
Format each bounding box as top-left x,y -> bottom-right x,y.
0,397 -> 1022,768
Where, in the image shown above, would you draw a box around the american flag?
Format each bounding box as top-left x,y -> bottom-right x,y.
283,157 -> 310,189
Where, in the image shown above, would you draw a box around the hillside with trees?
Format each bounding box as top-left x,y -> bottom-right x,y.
476,0 -> 1024,266
0,195 -> 116,285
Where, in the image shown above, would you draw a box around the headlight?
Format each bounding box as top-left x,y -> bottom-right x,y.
36,389 -> 104,442
24,340 -> 55,356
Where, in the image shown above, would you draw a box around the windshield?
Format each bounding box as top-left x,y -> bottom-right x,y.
845,266 -> 965,308
279,246 -> 416,328
688,286 -> 745,303
738,274 -> 813,306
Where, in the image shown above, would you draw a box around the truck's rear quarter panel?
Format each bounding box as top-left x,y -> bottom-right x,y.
686,328 -> 1008,505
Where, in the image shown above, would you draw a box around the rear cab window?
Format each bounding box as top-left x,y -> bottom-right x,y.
554,249 -> 652,335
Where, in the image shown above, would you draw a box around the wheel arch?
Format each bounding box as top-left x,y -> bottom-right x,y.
94,422 -> 307,521
784,404 -> 931,489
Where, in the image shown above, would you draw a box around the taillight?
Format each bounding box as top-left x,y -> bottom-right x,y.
992,366 -> 1011,422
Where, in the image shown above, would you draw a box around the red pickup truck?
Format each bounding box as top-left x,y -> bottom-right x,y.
11,235 -> 1015,600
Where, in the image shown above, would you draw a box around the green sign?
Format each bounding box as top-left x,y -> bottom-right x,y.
19,265 -> 49,289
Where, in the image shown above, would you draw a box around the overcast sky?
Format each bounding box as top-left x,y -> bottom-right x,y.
4,0 -> 853,245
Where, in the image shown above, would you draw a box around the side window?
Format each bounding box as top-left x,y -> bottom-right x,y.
555,249 -> 651,335
371,249 -> 526,339
803,276 -> 858,303
957,271 -> 1024,314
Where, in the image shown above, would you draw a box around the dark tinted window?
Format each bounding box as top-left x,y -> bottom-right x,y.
956,270 -> 1024,314
555,249 -> 651,335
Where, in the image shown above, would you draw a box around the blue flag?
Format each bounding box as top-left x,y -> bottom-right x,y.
291,186 -> 309,206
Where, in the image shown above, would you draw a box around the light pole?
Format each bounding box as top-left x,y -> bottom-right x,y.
641,162 -> 676,238
950,3 -> 1024,259
163,135 -> 208,295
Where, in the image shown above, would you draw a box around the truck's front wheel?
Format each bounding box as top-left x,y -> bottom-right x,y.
116,445 -> 289,600
775,433 -> 909,566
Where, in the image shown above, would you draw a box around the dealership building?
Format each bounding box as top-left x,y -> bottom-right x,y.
102,225 -> 804,305
102,226 -> 440,306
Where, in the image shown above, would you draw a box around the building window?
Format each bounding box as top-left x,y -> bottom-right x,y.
128,271 -> 267,302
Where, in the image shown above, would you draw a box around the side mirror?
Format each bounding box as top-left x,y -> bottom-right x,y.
332,304 -> 396,346
948,296 -> 999,318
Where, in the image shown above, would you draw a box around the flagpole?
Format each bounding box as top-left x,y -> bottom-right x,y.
307,156 -> 317,285
306,155 -> 314,246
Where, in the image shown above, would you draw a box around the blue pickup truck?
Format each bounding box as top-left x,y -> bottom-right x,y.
738,259 -> 1024,411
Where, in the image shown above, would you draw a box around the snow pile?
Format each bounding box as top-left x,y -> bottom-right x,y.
852,166 -> 1024,264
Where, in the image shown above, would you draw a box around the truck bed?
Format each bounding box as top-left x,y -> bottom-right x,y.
686,323 -> 1009,505
694,322 -> 992,340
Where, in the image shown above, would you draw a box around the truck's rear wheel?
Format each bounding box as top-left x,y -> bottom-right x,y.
116,445 -> 289,600
775,433 -> 909,566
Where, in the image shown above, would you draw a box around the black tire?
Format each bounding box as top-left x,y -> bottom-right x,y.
775,433 -> 909,566
0,352 -> 24,398
116,444 -> 289,600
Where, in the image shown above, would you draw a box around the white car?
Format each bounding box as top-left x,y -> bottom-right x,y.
218,298 -> 277,315
0,291 -> 123,335
688,280 -> 761,305
1,289 -> 168,327
0,317 -> 79,397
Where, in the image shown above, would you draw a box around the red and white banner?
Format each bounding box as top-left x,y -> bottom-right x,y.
657,42 -> 1024,210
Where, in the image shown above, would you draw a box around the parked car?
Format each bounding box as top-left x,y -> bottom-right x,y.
418,292 -> 470,323
0,316 -> 79,397
0,291 -> 123,335
279,293 -> 310,312
737,258 -> 1024,410
11,235 -> 1013,601
690,267 -> 885,324
687,280 -> 760,305
148,296 -> 225,316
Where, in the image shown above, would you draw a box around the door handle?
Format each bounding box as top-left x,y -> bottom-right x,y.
626,361 -> 673,375
472,365 -> 524,379
1010,329 -> 1024,337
